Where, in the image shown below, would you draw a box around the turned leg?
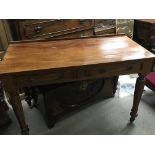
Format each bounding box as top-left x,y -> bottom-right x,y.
3,79 -> 29,135
9,90 -> 29,134
130,73 -> 145,122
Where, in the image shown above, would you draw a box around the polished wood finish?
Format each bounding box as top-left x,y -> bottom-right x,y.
0,35 -> 154,134
0,35 -> 154,75
9,19 -> 117,112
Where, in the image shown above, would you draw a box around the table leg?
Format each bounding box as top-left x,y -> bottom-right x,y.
130,73 -> 145,122
5,80 -> 29,135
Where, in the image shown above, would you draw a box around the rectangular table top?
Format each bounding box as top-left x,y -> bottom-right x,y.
0,35 -> 155,75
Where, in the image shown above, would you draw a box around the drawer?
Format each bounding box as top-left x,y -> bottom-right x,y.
77,61 -> 144,79
16,70 -> 75,87
20,19 -> 94,39
16,61 -> 144,88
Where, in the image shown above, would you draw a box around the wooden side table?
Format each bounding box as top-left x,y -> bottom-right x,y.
0,35 -> 154,134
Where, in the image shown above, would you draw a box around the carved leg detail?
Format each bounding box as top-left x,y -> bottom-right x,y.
130,73 -> 145,122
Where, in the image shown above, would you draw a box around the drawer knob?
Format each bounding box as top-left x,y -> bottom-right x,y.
34,25 -> 43,33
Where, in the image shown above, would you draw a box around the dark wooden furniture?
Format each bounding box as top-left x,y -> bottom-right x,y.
133,19 -> 155,54
0,34 -> 154,134
10,19 -> 94,40
36,76 -> 118,128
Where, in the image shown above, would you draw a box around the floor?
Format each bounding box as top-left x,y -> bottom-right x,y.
1,75 -> 155,135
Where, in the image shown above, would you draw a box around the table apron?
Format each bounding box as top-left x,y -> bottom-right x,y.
14,60 -> 148,88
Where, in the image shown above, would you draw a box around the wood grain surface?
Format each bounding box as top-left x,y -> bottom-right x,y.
0,34 -> 155,134
0,35 -> 154,75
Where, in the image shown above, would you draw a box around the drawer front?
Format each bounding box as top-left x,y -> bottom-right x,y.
20,19 -> 94,39
16,61 -> 144,88
16,70 -> 75,87
77,61 -> 144,79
